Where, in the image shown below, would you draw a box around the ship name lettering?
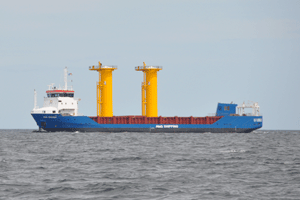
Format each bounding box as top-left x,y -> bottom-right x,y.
156,125 -> 178,128
43,116 -> 57,119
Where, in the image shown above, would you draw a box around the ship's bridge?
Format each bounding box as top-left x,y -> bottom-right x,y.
31,67 -> 80,116
46,89 -> 75,98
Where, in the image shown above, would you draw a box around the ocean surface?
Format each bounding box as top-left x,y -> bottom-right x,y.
0,130 -> 300,200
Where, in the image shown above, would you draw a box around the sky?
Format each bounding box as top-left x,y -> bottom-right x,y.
0,0 -> 299,130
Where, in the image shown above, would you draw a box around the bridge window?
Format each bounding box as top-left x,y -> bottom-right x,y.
48,93 -> 74,98
63,93 -> 74,97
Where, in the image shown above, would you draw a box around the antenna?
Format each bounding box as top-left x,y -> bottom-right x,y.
64,67 -> 68,90
48,83 -> 54,90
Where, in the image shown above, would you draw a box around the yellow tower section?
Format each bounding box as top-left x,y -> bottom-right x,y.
89,62 -> 117,117
135,62 -> 162,117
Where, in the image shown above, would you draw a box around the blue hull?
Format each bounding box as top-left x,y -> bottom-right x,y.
31,114 -> 263,133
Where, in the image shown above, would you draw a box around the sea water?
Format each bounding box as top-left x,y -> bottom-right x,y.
0,130 -> 299,199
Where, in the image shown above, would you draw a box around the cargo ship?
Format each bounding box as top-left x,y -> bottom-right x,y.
31,62 -> 263,133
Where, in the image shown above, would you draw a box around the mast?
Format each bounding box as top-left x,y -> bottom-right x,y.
34,89 -> 37,109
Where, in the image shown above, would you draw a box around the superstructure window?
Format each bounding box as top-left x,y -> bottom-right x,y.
48,93 -> 74,97
62,93 -> 74,97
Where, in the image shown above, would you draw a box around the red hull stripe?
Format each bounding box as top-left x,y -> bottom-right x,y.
46,90 -> 74,93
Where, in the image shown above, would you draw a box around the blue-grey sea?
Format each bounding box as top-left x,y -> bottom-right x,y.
0,130 -> 300,200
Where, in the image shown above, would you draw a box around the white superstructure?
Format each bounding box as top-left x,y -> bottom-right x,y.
237,101 -> 260,116
31,67 -> 80,116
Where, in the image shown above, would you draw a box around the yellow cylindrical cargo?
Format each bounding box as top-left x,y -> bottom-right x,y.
141,71 -> 146,116
135,62 -> 162,117
89,62 -> 117,117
